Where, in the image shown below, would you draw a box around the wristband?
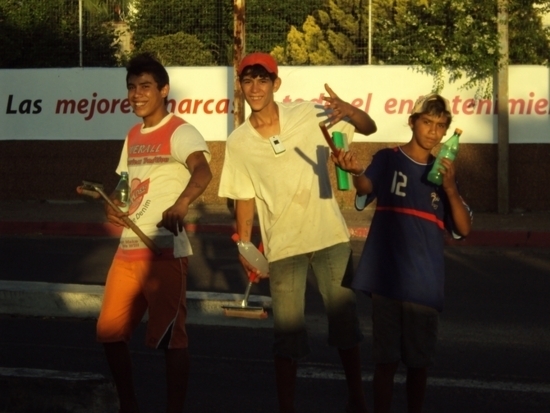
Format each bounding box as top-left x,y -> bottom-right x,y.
351,167 -> 366,177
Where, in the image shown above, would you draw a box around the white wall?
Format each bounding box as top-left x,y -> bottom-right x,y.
1,65 -> 549,144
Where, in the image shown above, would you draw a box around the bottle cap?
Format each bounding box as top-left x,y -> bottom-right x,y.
231,233 -> 240,243
455,128 -> 463,135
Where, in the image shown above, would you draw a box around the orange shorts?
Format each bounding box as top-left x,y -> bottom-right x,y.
97,257 -> 188,349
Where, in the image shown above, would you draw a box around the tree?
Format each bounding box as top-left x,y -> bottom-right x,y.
135,32 -> 216,66
245,0 -> 325,54
508,0 -> 550,64
128,0 -> 324,66
372,0 -> 550,94
82,0 -> 132,22
128,0 -> 233,65
0,0 -> 118,68
272,0 -> 550,95
272,0 -> 368,65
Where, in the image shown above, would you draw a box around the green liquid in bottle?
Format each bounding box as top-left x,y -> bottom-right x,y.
332,132 -> 350,191
427,128 -> 462,185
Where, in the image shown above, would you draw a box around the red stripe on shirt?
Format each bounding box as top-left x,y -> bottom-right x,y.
376,206 -> 445,230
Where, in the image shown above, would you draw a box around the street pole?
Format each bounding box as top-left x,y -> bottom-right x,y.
368,0 -> 372,64
233,0 -> 245,130
497,0 -> 509,213
79,0 -> 83,67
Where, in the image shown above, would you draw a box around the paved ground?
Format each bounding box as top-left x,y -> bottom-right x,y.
0,200 -> 549,412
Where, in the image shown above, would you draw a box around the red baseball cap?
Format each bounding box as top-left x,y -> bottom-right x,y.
237,52 -> 278,76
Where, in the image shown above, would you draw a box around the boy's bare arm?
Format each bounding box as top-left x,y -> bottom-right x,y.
157,151 -> 212,235
445,188 -> 472,237
235,198 -> 256,242
440,158 -> 472,237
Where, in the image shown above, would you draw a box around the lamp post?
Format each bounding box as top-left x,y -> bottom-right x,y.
79,0 -> 83,67
368,0 -> 372,64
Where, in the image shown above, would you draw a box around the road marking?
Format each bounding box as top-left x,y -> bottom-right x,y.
297,366 -> 550,394
0,367 -> 105,381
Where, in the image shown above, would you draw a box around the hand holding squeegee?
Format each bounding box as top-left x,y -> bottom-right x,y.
222,235 -> 269,319
319,121 -> 340,154
79,180 -> 162,256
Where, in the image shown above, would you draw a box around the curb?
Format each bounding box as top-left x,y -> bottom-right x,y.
0,281 -> 274,328
1,221 -> 549,247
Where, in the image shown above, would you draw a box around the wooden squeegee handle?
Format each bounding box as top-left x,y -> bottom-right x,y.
98,189 -> 162,256
318,122 -> 339,153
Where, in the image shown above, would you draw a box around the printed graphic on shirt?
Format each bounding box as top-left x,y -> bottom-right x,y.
431,192 -> 440,210
128,178 -> 150,214
390,170 -> 407,197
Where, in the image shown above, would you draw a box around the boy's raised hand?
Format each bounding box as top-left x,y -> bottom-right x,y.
323,83 -> 354,125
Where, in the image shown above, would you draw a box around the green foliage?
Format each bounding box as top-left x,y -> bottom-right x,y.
508,1 -> 550,64
373,0 -> 501,94
273,0 -> 550,96
129,0 -> 323,66
135,32 -> 216,66
82,0 -> 131,22
2,0 -> 550,81
272,0 -> 369,65
129,0 -> 233,65
0,0 -> 119,68
245,0 -> 325,54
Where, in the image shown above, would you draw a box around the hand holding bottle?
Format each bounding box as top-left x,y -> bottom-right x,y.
427,128 -> 462,185
233,234 -> 269,281
101,172 -> 129,227
438,157 -> 458,191
114,171 -> 130,212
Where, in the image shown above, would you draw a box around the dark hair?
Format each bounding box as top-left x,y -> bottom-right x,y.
126,52 -> 169,90
410,96 -> 452,127
239,64 -> 278,82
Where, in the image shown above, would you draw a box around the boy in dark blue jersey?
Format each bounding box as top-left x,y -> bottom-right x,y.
332,93 -> 472,413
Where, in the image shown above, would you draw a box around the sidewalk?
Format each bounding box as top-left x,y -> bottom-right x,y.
1,199 -> 549,246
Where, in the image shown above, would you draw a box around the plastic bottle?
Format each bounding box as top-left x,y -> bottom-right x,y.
114,171 -> 130,212
332,131 -> 350,191
232,233 -> 269,275
427,128 -> 462,185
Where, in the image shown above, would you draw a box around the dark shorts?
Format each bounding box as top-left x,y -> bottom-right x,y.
371,294 -> 438,368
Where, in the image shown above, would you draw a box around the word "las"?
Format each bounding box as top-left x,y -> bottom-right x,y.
6,95 -> 42,114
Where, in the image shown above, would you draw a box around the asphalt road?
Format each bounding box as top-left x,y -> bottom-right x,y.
1,233 -> 549,412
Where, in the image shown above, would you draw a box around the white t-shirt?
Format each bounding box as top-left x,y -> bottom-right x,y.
218,101 -> 354,262
116,113 -> 211,260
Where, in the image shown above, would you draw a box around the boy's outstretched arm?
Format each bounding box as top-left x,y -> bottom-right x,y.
440,158 -> 472,237
331,148 -> 373,195
323,84 -> 377,136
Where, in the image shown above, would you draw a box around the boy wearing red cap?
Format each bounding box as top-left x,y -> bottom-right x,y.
219,52 -> 377,413
332,94 -> 472,413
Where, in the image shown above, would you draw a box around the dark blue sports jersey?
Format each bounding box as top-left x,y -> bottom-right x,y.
351,147 -> 470,312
